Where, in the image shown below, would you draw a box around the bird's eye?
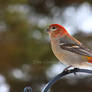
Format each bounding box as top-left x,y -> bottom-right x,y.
52,27 -> 56,29
51,26 -> 57,31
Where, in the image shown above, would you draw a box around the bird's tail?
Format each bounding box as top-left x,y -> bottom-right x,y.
87,57 -> 92,63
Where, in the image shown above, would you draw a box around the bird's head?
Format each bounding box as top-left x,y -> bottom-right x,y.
46,24 -> 69,37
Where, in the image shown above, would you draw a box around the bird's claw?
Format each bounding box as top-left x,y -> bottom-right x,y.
63,66 -> 78,75
73,68 -> 79,75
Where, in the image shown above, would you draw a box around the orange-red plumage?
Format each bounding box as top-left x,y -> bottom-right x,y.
49,24 -> 70,37
87,57 -> 92,63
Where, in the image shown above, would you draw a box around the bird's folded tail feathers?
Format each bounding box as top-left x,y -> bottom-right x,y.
87,57 -> 92,63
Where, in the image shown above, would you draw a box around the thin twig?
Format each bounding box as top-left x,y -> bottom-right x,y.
41,68 -> 92,92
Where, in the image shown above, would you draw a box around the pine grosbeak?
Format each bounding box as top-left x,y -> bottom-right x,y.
46,24 -> 92,68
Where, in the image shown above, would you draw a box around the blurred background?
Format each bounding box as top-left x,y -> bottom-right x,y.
0,0 -> 92,92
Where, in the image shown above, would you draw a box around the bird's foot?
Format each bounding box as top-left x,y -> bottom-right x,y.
73,68 -> 79,75
63,66 -> 78,75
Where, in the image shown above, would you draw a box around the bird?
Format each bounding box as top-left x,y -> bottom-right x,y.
46,24 -> 92,69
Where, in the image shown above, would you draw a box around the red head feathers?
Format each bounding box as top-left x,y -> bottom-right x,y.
47,24 -> 70,37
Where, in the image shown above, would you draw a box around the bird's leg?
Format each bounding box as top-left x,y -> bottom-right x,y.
63,65 -> 72,72
63,66 -> 78,75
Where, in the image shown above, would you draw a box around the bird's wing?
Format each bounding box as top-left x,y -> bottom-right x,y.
59,43 -> 92,57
